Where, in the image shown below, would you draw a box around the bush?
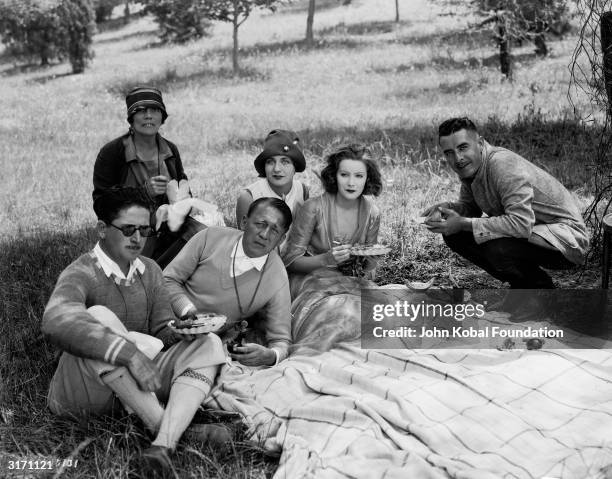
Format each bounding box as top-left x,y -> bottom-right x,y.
144,0 -> 212,43
0,0 -> 95,73
93,0 -> 122,23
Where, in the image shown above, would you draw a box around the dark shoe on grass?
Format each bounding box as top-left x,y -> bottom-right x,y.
185,423 -> 235,451
140,445 -> 174,477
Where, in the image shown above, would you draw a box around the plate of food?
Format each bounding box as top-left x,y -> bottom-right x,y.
168,313 -> 227,335
349,244 -> 391,256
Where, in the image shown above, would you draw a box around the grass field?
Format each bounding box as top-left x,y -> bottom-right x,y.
0,0 -> 606,477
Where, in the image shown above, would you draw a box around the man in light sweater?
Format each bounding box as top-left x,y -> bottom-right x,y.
422,117 -> 588,316
42,187 -> 227,474
164,197 -> 293,366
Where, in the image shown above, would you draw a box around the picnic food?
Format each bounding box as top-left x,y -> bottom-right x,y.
349,244 -> 391,256
427,208 -> 443,222
168,313 -> 227,335
406,278 -> 435,291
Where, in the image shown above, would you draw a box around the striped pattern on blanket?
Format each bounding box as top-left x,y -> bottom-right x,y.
209,345 -> 612,479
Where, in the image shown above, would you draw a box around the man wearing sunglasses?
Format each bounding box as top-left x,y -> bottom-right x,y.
42,187 -> 229,473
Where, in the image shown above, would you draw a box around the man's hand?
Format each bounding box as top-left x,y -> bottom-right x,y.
425,207 -> 472,236
125,350 -> 162,392
420,202 -> 449,218
229,343 -> 276,366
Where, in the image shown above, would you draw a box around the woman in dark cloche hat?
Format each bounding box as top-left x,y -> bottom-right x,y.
235,129 -> 309,236
92,86 -> 204,268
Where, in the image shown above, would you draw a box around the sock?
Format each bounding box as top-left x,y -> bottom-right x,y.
151,368 -> 214,451
101,367 -> 164,433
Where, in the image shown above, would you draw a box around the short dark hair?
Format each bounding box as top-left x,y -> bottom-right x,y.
320,144 -> 382,197
93,187 -> 152,224
247,197 -> 293,232
438,117 -> 478,138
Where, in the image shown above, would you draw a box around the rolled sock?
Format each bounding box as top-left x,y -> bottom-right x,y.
152,372 -> 213,450
101,367 -> 164,433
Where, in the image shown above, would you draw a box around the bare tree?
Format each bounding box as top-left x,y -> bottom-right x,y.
206,0 -> 280,73
306,0 -> 315,47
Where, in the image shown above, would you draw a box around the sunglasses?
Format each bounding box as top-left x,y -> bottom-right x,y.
108,223 -> 156,237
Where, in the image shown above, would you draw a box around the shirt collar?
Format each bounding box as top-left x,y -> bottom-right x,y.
231,234 -> 268,271
93,242 -> 145,281
123,133 -> 173,164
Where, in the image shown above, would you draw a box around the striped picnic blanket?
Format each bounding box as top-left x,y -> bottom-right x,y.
209,344 -> 612,479
207,277 -> 612,478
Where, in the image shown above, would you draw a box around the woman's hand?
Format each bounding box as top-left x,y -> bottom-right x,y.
147,175 -> 169,196
230,343 -> 276,366
328,244 -> 352,265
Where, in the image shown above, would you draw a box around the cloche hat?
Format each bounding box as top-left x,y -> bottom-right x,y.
254,129 -> 306,177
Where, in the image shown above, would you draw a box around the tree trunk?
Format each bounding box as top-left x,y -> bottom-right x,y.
232,0 -> 239,74
395,0 -> 399,22
601,12 -> 612,113
498,15 -> 513,80
534,33 -> 547,56
306,0 -> 315,48
124,0 -> 130,24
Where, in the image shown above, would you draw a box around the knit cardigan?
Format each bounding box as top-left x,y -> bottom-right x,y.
42,251 -> 176,367
163,227 -> 292,359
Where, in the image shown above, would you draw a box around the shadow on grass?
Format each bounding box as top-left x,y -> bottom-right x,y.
274,0 -> 344,16
106,65 -> 270,99
319,19 -> 399,37
95,29 -> 157,46
0,61 -> 64,78
0,226 -> 96,410
389,77 -> 490,99
373,51 -> 539,74
397,27 -> 493,48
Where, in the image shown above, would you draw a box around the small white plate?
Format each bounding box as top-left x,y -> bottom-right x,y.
168,313 -> 227,335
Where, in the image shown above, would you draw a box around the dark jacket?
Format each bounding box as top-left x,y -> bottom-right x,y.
92,132 -> 187,209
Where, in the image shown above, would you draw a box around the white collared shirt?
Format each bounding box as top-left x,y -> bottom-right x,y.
93,243 -> 145,281
230,234 -> 268,278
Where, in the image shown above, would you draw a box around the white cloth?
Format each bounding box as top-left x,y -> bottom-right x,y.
93,243 -> 145,281
230,234 -> 268,277
245,178 -> 305,216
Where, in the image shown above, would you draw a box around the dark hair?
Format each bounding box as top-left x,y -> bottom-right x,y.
93,187 -> 152,224
438,117 -> 478,138
320,144 -> 382,197
247,197 -> 293,232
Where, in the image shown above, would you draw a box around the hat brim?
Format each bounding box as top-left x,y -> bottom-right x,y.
127,100 -> 168,122
254,149 -> 306,177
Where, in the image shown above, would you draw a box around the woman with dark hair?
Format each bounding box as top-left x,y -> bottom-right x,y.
283,144 -> 383,283
281,144 -> 385,353
92,86 -> 205,269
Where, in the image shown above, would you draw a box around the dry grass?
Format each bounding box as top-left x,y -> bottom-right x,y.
0,0 -> 604,476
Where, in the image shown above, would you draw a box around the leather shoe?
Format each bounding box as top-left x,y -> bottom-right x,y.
185,423 -> 234,450
140,445 -> 173,477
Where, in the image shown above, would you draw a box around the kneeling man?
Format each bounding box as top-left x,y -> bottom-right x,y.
42,187 -> 227,473
423,117 -> 588,290
164,197 -> 293,367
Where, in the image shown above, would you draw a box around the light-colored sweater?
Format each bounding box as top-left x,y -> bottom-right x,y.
448,141 -> 589,265
42,251 -> 176,367
163,226 -> 292,359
